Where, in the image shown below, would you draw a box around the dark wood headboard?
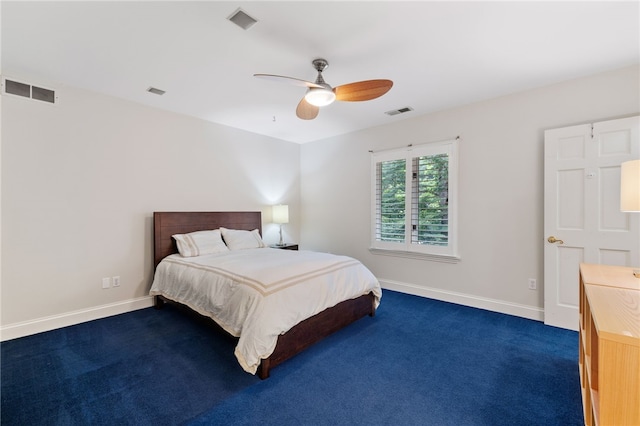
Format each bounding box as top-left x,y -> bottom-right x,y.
153,211 -> 262,268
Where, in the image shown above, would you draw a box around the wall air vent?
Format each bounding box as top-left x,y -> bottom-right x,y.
385,106 -> 414,116
147,87 -> 166,96
2,77 -> 57,104
227,8 -> 257,30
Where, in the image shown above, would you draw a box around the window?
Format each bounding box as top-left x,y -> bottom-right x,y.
370,139 -> 459,261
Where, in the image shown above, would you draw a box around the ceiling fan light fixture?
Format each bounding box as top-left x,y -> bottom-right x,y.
304,87 -> 336,107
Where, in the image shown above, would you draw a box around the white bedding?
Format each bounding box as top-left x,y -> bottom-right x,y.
149,248 -> 382,374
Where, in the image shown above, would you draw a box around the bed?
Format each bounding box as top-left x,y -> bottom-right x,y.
150,211 -> 381,379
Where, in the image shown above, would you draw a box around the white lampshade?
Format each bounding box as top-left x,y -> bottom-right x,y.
621,159 -> 640,212
304,88 -> 336,107
272,204 -> 289,224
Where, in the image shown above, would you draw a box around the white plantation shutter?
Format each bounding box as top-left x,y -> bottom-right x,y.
375,158 -> 406,242
410,153 -> 449,247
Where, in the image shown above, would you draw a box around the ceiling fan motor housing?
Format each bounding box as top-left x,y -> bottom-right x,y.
312,58 -> 329,72
305,58 -> 335,106
311,58 -> 331,88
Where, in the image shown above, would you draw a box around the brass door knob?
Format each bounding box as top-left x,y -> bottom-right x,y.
547,236 -> 564,244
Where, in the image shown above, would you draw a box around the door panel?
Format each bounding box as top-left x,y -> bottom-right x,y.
599,248 -> 631,265
557,168 -> 585,229
600,166 -> 627,231
557,246 -> 583,308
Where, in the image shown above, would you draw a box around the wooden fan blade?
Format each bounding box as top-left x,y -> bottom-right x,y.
334,79 -> 393,102
254,74 -> 324,89
296,97 -> 319,120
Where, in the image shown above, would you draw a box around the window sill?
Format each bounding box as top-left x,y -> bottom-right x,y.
369,248 -> 461,264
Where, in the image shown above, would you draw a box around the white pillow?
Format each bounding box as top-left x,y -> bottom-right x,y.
220,227 -> 266,250
173,229 -> 229,257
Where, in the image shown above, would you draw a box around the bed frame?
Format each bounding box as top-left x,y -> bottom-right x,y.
153,211 -> 376,379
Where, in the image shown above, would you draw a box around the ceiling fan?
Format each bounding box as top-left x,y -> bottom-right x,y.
254,58 -> 393,120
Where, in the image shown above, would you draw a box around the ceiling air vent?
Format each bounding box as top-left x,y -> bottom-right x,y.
147,87 -> 166,96
2,78 -> 57,104
385,106 -> 413,116
227,8 -> 257,30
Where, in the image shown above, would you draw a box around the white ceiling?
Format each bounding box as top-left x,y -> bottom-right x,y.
2,1 -> 639,143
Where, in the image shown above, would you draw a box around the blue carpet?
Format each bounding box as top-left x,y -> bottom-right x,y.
1,290 -> 583,425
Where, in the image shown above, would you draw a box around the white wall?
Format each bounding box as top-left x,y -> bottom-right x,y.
300,65 -> 640,320
1,85 -> 300,339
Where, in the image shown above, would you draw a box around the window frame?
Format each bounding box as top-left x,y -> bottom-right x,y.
370,139 -> 460,262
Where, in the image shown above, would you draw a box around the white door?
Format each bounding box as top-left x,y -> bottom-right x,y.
544,116 -> 640,330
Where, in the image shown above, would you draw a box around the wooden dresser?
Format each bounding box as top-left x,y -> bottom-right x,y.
578,263 -> 640,426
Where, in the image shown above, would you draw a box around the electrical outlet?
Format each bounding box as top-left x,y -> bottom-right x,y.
528,278 -> 537,290
102,277 -> 111,289
112,276 -> 120,287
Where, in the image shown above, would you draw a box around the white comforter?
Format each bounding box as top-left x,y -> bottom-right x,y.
149,248 -> 381,374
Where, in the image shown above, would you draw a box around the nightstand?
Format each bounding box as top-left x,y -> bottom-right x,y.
270,244 -> 298,251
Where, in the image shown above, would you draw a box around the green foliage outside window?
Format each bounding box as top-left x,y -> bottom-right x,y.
415,154 -> 449,246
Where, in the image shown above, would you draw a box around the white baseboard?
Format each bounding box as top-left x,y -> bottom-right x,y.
380,279 -> 544,322
0,296 -> 155,342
